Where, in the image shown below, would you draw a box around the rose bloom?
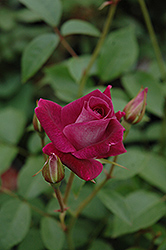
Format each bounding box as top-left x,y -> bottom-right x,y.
35,86 -> 126,181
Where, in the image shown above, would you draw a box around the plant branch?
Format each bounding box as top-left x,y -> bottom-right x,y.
52,186 -> 66,213
54,27 -> 78,58
66,155 -> 118,250
73,156 -> 117,218
138,0 -> 166,81
40,136 -> 47,161
77,2 -> 117,97
63,171 -> 75,205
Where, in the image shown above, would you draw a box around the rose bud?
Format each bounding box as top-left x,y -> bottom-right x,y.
123,87 -> 148,125
33,101 -> 45,138
42,153 -> 65,185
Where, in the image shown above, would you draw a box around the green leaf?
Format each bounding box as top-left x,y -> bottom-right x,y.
125,248 -> 145,250
88,239 -> 114,250
44,63 -> 78,102
71,173 -> 85,198
82,195 -> 108,220
41,217 -> 64,250
0,8 -> 16,31
0,108 -> 26,144
18,228 -> 44,250
122,71 -> 165,117
158,239 -> 166,250
0,199 -> 31,249
22,33 -> 59,82
18,156 -> 49,199
19,0 -> 62,26
145,122 -> 161,141
144,224 -> 166,246
67,55 -> 97,83
15,9 -> 42,23
112,190 -> 166,237
72,219 -> 94,248
98,190 -> 132,225
0,73 -> 20,99
7,84 -> 35,120
27,132 -> 45,154
61,19 -> 100,37
111,97 -> 127,113
98,27 -> 138,81
139,153 -> 166,192
0,144 -> 18,174
112,148 -> 148,180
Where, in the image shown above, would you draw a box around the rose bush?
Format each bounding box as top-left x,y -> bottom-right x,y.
35,85 -> 126,181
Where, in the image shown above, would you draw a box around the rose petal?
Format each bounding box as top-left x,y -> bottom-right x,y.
72,118 -> 126,159
35,99 -> 76,153
63,119 -> 111,150
98,141 -> 127,158
88,96 -> 110,118
72,140 -> 110,159
61,89 -> 114,128
43,143 -> 103,181
103,85 -> 112,99
75,104 -> 98,123
115,111 -> 125,121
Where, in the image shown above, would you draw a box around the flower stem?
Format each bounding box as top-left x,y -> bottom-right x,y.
159,98 -> 166,155
63,171 -> 75,204
121,119 -> 131,141
77,2 -> 117,98
138,0 -> 166,81
40,135 -> 47,161
52,185 -> 66,213
66,156 -> 118,250
74,155 -> 118,217
54,27 -> 78,58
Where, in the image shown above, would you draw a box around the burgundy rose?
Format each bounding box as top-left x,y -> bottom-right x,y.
35,85 -> 126,181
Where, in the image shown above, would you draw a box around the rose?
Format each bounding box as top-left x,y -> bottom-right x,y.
123,87 -> 148,125
35,85 -> 126,181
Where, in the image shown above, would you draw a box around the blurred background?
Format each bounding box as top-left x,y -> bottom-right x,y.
0,0 -> 166,250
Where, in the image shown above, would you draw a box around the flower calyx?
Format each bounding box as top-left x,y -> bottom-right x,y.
33,100 -> 45,138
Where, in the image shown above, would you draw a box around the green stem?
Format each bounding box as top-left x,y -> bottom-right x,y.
138,0 -> 166,81
66,155 -> 118,250
52,186 -> 66,213
121,119 -> 131,141
0,187 -> 50,217
77,3 -> 117,98
54,27 -> 78,58
40,136 -> 47,161
159,98 -> 166,155
74,156 -> 117,217
63,171 -> 75,204
66,225 -> 76,250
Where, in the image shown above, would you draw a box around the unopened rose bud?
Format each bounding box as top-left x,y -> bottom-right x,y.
123,87 -> 148,125
33,100 -> 45,137
42,154 -> 65,185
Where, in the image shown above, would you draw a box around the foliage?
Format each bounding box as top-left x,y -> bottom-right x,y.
0,0 -> 166,250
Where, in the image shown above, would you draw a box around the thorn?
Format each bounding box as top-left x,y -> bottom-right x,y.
90,179 -> 96,184
54,207 -> 69,213
98,0 -> 120,10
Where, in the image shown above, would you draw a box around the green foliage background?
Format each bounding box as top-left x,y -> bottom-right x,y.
0,0 -> 166,249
